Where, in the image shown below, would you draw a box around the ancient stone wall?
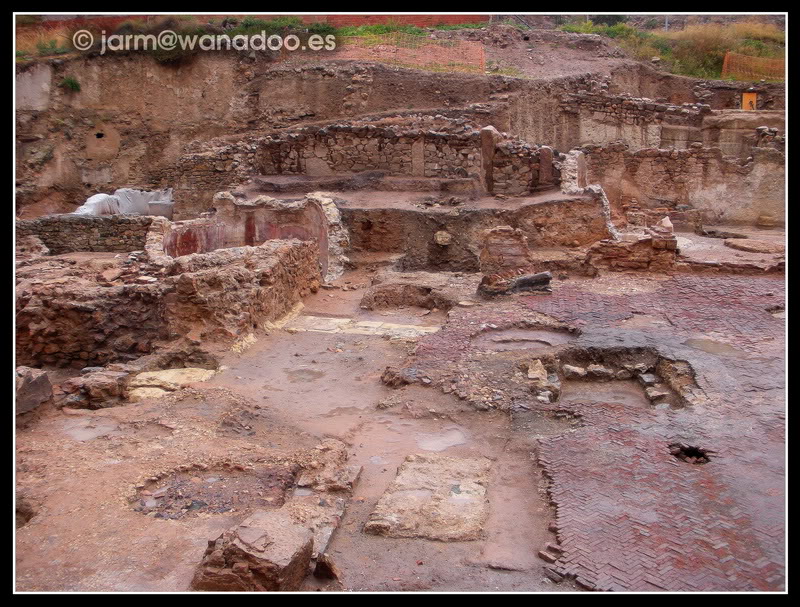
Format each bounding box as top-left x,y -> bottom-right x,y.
258,124 -> 483,180
16,57 -> 502,218
559,91 -> 708,150
15,238 -> 321,367
342,193 -> 610,271
15,52 -> 785,221
608,62 -> 785,110
582,142 -> 785,225
164,240 -> 321,343
16,279 -> 170,368
16,214 -> 153,254
586,227 -> 678,272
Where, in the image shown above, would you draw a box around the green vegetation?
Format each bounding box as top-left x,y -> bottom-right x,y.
433,22 -> 485,31
58,76 -> 80,92
336,22 -> 427,37
560,20 -> 785,80
227,15 -> 304,36
590,15 -> 628,27
36,39 -> 70,56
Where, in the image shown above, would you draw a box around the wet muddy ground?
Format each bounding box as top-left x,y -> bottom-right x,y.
15,270 -> 784,592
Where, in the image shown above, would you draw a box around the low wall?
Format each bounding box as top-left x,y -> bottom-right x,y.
16,214 -> 153,254
164,240 -> 321,343
166,121 -> 553,217
15,239 -> 321,367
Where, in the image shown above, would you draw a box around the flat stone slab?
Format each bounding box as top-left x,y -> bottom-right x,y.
128,367 -> 217,401
285,315 -> 439,339
364,453 -> 491,541
724,238 -> 785,254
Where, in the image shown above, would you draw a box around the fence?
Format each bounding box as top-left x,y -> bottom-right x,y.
721,51 -> 785,81
335,32 -> 486,74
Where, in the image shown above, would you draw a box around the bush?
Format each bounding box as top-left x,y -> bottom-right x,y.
59,77 -> 80,92
337,22 -> 426,37
560,19 -> 784,80
306,22 -> 337,36
591,15 -> 628,27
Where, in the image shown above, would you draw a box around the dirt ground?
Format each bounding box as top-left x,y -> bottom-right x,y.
16,264 -> 784,592
285,25 -> 635,80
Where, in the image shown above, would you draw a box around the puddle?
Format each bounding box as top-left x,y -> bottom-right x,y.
683,338 -> 747,358
284,368 -> 326,383
60,418 -> 121,442
473,328 -> 575,352
415,427 -> 468,452
560,380 -> 650,408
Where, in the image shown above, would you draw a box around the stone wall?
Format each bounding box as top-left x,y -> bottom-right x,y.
258,123 -> 484,180
560,91 -> 708,150
342,193 -> 610,271
607,62 -> 785,111
15,238 -> 321,367
16,214 -> 153,254
16,278 -> 170,368
582,142 -> 785,226
164,240 -> 321,344
15,52 -> 785,221
586,227 -> 678,272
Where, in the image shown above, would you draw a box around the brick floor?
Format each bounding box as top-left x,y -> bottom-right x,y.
412,274 -> 785,591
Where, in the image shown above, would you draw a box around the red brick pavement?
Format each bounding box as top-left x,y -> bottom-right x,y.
412,274 -> 785,591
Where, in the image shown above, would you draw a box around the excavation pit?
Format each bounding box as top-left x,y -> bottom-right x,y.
559,380 -> 652,408
133,464 -> 299,519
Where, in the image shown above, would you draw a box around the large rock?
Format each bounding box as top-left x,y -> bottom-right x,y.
61,370 -> 130,408
192,510 -> 313,591
127,367 -> 217,401
15,366 -> 52,415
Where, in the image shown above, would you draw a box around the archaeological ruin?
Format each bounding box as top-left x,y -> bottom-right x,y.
14,13 -> 786,594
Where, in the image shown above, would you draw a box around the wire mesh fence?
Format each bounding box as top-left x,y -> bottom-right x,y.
721,51 -> 785,81
335,32 -> 485,74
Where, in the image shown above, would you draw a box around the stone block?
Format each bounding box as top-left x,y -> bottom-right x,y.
15,366 -> 52,415
192,510 -> 314,591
